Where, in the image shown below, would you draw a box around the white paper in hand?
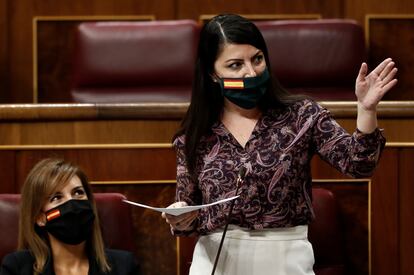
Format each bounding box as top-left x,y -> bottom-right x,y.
123,195 -> 239,216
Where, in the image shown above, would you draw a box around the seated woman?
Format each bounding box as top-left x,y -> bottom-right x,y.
0,158 -> 140,275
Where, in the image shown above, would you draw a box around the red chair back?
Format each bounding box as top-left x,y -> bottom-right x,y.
310,188 -> 345,275
71,20 -> 200,103
256,19 -> 365,100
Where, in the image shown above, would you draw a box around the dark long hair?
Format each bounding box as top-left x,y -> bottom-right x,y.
176,14 -> 298,178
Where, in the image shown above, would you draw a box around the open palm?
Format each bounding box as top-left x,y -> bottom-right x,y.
355,58 -> 398,111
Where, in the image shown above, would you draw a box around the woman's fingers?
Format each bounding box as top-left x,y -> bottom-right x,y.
356,62 -> 368,82
166,210 -> 197,225
371,58 -> 393,76
381,79 -> 398,96
161,201 -> 187,219
173,212 -> 198,231
378,62 -> 396,82
381,67 -> 398,85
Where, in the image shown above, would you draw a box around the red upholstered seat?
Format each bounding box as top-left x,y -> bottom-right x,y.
310,188 -> 345,275
71,20 -> 199,103
0,193 -> 135,262
70,19 -> 363,103
256,19 -> 365,100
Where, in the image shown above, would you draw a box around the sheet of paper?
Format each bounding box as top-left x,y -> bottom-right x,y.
123,195 -> 239,216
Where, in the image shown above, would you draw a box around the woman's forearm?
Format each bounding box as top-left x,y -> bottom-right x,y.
357,103 -> 378,133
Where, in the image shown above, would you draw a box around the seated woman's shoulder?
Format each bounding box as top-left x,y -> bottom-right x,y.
105,248 -> 134,259
1,250 -> 34,274
105,249 -> 140,275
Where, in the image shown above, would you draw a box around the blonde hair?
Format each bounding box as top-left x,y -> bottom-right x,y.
18,158 -> 111,274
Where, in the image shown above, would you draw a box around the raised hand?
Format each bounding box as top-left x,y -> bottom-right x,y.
355,58 -> 398,111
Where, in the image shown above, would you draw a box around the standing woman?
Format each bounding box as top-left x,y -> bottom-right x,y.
162,14 -> 398,275
0,158 -> 139,275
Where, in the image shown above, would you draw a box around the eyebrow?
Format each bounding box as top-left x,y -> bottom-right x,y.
224,50 -> 264,63
72,186 -> 85,191
48,191 -> 61,198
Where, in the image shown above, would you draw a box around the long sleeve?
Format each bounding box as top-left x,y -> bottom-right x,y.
174,135 -> 202,205
172,135 -> 202,236
312,105 -> 386,178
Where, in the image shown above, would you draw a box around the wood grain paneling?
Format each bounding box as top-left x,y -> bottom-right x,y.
398,149 -> 414,275
198,13 -> 321,24
0,120 -> 181,145
12,147 -> 176,188
177,0 -> 343,20
0,151 -> 15,193
345,0 -> 414,26
367,16 -> 414,100
0,0 -> 8,102
371,149 -> 399,275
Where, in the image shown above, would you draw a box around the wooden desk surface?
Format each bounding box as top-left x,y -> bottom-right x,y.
0,101 -> 412,145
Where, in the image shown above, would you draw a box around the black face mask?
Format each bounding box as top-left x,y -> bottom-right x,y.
43,199 -> 95,245
218,68 -> 270,109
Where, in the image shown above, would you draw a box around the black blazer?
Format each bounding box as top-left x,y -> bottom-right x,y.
0,249 -> 140,275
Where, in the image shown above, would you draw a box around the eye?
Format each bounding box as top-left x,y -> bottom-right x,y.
228,62 -> 242,70
49,194 -> 62,202
73,188 -> 86,197
253,54 -> 264,65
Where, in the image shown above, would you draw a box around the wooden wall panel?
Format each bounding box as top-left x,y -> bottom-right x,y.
399,149 -> 414,275
0,120 -> 181,145
177,0 -> 343,20
13,147 -> 176,188
344,0 -> 414,25
0,151 -> 15,193
367,17 -> 414,100
371,149 -> 399,275
0,0 -> 8,102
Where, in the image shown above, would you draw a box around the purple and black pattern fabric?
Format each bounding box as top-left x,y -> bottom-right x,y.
173,99 -> 385,235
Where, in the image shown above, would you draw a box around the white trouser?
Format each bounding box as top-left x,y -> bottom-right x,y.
189,225 -> 315,275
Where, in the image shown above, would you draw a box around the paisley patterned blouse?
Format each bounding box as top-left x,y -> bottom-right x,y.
173,99 -> 385,235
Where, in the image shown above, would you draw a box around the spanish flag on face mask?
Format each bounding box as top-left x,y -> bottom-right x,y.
217,68 -> 270,109
223,79 -> 244,89
46,209 -> 61,221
